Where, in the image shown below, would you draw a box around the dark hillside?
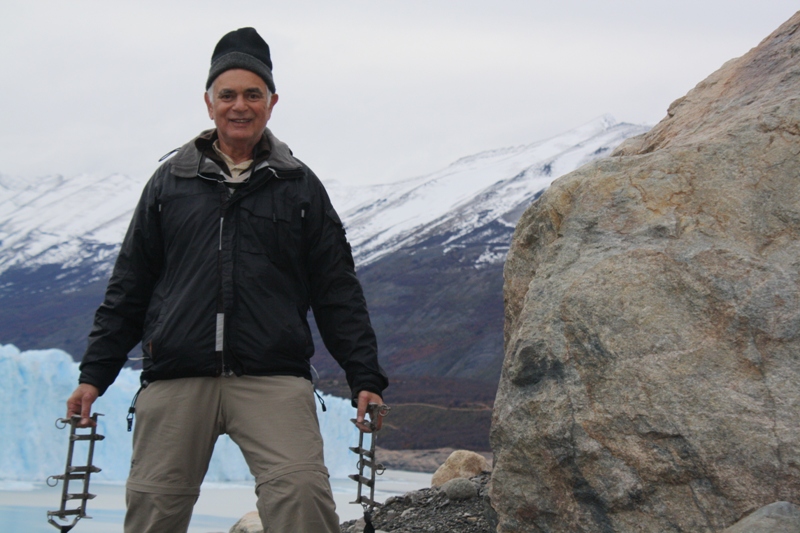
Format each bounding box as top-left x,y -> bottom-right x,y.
310,216 -> 510,387
0,234 -> 505,452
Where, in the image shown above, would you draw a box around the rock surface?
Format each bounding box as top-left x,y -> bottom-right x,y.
431,450 -> 491,487
722,501 -> 800,533
228,510 -> 261,533
492,12 -> 800,533
441,477 -> 479,501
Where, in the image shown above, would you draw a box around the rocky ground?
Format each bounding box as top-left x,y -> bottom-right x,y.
340,473 -> 496,533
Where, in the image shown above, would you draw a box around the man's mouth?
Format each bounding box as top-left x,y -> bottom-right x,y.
230,118 -> 252,123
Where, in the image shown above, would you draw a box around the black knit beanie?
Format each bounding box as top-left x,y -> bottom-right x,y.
206,27 -> 276,93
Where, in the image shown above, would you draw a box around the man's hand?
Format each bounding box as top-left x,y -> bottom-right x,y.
66,383 -> 100,427
355,390 -> 384,433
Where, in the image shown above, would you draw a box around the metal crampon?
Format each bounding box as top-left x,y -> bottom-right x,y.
46,413 -> 104,532
349,402 -> 390,509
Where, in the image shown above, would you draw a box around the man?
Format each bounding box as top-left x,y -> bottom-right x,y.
66,27 -> 387,533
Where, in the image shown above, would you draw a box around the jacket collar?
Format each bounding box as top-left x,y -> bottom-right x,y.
168,128 -> 303,178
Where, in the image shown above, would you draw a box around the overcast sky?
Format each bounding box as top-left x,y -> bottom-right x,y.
1,1 -> 797,186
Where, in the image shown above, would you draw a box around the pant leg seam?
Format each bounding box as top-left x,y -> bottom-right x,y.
255,462 -> 330,486
127,479 -> 201,496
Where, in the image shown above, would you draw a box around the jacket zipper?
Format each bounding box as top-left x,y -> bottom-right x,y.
218,204 -> 231,376
217,215 -> 229,374
215,165 -> 280,377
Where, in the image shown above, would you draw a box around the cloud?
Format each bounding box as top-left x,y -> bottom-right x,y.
0,0 -> 797,185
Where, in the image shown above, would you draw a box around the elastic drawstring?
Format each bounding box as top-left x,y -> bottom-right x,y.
158,147 -> 179,162
310,365 -> 327,413
126,381 -> 148,432
314,388 -> 327,413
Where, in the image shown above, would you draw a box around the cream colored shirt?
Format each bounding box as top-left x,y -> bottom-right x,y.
212,141 -> 253,183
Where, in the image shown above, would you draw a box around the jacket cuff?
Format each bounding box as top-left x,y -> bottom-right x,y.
350,383 -> 385,407
78,372 -> 113,396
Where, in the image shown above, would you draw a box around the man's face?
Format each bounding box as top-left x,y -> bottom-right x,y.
204,69 -> 279,152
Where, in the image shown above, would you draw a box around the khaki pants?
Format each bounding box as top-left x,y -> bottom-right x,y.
123,375 -> 340,533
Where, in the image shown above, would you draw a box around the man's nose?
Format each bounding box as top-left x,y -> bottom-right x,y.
232,95 -> 247,109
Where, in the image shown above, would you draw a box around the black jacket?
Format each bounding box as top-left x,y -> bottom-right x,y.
79,129 -> 387,401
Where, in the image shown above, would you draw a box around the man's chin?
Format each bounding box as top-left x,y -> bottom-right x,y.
222,130 -> 259,141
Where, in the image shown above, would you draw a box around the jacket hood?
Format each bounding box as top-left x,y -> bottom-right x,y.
168,128 -> 302,178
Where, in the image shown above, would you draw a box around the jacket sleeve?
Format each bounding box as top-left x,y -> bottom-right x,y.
304,171 -> 388,402
78,172 -> 165,395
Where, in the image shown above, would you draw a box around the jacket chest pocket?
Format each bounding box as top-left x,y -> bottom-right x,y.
239,201 -> 305,266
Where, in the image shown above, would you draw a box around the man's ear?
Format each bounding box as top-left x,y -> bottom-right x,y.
204,91 -> 214,120
265,93 -> 279,123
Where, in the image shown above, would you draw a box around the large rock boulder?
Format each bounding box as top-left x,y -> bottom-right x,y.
229,511 -> 262,533
432,449 -> 491,487
491,12 -> 800,533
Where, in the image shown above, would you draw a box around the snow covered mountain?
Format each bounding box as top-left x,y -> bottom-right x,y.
328,115 -> 647,266
0,115 -> 646,282
0,115 -> 649,389
0,173 -> 139,278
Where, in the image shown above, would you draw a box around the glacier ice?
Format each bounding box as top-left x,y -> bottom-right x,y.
0,344 -> 363,482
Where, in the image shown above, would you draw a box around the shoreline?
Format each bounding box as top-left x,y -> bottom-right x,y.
377,447 -> 492,473
0,470 -> 431,532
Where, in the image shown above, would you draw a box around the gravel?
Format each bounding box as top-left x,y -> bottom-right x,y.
340,473 -> 496,533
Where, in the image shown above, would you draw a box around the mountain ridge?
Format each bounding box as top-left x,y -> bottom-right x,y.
329,115 -> 647,267
0,116 -> 650,393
